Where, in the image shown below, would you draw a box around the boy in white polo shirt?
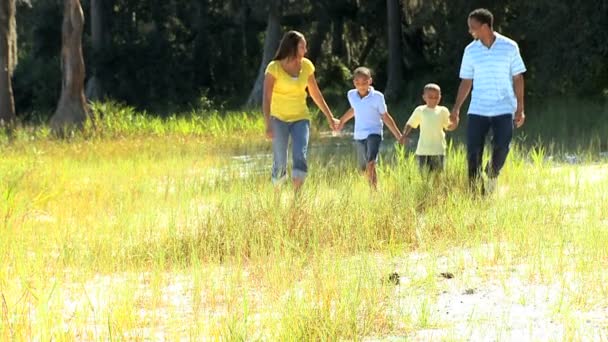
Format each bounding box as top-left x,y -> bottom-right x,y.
400,83 -> 456,173
336,67 -> 402,189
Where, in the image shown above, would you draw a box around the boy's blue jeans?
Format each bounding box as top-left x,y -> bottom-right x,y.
466,113 -> 513,182
271,117 -> 309,184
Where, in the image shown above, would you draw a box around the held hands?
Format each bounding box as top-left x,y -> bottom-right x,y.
449,108 -> 460,129
335,120 -> 345,132
447,120 -> 458,131
330,117 -> 340,131
326,112 -> 341,133
395,132 -> 404,144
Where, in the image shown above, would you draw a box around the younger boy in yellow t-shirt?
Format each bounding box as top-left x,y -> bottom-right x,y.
400,83 -> 456,173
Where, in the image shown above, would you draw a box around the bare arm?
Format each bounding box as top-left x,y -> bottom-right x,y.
337,107 -> 354,130
307,74 -> 336,128
450,79 -> 473,125
513,73 -> 525,127
382,112 -> 402,140
402,124 -> 414,137
263,73 -> 275,138
401,109 -> 420,144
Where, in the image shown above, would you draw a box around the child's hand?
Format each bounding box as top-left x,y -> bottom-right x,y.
336,121 -> 345,131
399,135 -> 408,145
449,109 -> 460,126
330,117 -> 340,131
447,120 -> 458,131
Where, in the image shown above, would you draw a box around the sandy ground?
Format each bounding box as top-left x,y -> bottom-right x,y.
51,244 -> 608,341
14,163 -> 608,340
385,246 -> 608,341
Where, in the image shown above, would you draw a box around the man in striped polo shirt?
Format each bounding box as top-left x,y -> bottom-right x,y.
450,8 -> 526,194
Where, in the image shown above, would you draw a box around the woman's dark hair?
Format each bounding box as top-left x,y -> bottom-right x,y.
273,30 -> 305,60
469,8 -> 494,28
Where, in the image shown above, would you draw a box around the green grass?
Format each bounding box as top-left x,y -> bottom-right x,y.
1,101 -> 608,340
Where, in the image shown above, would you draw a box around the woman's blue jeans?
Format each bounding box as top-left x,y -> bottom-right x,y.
271,117 -> 310,184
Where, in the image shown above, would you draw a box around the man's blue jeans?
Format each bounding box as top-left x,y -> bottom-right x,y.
466,113 -> 513,182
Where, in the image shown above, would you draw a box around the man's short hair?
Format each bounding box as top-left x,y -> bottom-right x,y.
469,8 -> 494,28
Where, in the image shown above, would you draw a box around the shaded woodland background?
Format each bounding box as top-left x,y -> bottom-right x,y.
3,0 -> 608,123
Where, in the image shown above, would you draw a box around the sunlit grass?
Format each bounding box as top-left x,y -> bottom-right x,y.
1,102 -> 607,340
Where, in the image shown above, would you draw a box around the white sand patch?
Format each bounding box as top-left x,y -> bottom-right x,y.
385,245 -> 608,341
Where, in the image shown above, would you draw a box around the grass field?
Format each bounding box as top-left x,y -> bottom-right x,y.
1,102 -> 607,340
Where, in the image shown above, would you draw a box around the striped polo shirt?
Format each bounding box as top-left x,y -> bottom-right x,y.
459,32 -> 526,116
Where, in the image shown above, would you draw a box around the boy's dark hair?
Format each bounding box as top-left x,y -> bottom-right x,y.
273,30 -> 305,60
353,66 -> 372,79
468,8 -> 494,28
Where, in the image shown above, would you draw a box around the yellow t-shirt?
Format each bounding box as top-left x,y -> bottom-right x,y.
407,105 -> 451,156
265,58 -> 315,122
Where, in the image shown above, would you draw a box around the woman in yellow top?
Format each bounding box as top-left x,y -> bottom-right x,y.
263,30 -> 337,192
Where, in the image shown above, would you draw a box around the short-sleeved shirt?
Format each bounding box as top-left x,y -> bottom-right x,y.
406,105 -> 451,156
347,87 -> 388,140
459,32 -> 526,116
265,58 -> 315,122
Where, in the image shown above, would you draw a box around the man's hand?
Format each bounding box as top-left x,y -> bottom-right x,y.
514,109 -> 525,128
450,108 -> 460,128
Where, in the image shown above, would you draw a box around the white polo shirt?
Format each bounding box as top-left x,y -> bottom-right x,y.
347,87 -> 388,140
459,32 -> 526,116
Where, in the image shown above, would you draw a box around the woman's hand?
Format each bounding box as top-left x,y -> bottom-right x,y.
329,117 -> 340,131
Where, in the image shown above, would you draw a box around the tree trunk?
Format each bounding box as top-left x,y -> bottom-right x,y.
86,0 -> 112,101
193,1 -> 211,88
357,35 -> 377,67
307,3 -> 330,64
385,0 -> 404,100
331,16 -> 344,58
234,0 -> 248,59
51,0 -> 89,133
0,0 -> 16,126
245,1 -> 282,108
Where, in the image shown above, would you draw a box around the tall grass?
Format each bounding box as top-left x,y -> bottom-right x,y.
0,102 -> 266,151
1,101 -> 607,340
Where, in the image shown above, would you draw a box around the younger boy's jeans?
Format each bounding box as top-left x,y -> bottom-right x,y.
466,113 -> 513,182
271,116 -> 310,184
417,155 -> 445,173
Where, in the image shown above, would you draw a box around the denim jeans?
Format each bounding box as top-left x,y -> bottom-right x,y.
271,116 -> 310,184
466,114 -> 513,181
354,134 -> 382,171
